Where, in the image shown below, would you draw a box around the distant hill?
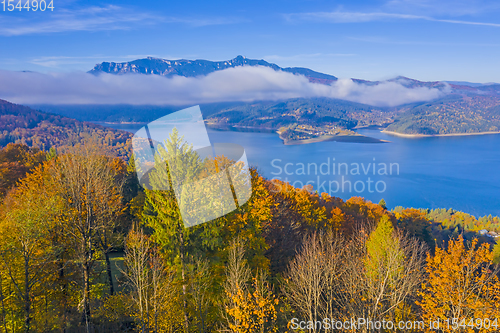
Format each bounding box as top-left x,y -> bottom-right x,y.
204,97 -> 388,129
445,81 -> 499,87
89,55 -> 338,84
385,95 -> 500,135
32,98 -> 390,128
0,99 -> 132,157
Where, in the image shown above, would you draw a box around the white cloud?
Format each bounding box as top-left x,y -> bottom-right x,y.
328,78 -> 450,106
0,5 -> 159,36
285,10 -> 500,27
285,11 -> 426,23
0,5 -> 244,36
162,16 -> 249,27
432,19 -> 500,28
0,66 -> 450,107
385,0 -> 500,17
346,36 -> 500,47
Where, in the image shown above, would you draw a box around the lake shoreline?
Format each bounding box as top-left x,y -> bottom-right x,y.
280,133 -> 390,145
382,130 -> 500,138
206,124 -> 276,133
94,121 -> 148,125
97,121 -> 391,145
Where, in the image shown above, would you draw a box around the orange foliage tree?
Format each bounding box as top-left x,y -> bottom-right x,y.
418,235 -> 500,333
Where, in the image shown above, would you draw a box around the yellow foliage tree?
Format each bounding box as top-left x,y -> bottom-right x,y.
0,162 -> 64,332
223,239 -> 278,333
226,273 -> 278,333
418,235 -> 500,333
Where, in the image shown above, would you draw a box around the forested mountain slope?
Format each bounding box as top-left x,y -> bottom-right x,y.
0,99 -> 131,157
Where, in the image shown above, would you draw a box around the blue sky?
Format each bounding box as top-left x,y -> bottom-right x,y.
1,0 -> 500,82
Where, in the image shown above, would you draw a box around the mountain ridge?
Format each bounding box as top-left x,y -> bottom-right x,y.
89,55 -> 500,93
89,55 -> 338,84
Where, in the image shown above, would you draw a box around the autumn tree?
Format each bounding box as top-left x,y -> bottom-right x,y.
122,227 -> 183,333
492,241 -> 500,264
223,239 -> 278,333
189,258 -> 213,333
362,215 -> 425,328
419,235 -> 500,333
263,181 -> 326,274
282,216 -> 425,333
0,161 -> 63,332
222,239 -> 251,331
282,232 -> 345,333
326,216 -> 426,332
96,156 -> 127,296
122,227 -> 151,333
0,143 -> 46,198
53,140 -> 124,330
395,208 -> 433,247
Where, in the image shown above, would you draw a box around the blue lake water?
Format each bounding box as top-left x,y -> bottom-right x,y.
99,122 -> 500,217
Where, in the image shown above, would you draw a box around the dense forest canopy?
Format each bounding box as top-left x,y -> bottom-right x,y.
386,95 -> 500,135
1,135 -> 500,332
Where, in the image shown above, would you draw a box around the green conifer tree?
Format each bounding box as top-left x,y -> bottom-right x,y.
378,198 -> 387,210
